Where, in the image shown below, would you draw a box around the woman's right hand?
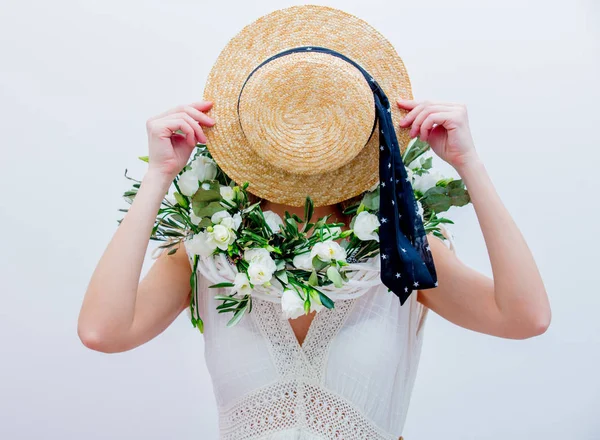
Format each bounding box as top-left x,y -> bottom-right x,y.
145,100 -> 216,180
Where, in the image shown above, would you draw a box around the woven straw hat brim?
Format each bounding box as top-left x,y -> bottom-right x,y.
202,5 -> 413,207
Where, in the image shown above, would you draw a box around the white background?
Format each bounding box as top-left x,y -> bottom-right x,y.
1,1 -> 599,439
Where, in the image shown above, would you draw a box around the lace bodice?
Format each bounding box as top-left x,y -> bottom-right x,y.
182,231 -> 454,439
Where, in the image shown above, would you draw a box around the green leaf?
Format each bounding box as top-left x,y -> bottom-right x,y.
421,156 -> 433,170
420,182 -> 471,214
275,270 -> 289,285
308,270 -> 319,286
197,217 -> 212,228
402,137 -> 430,165
304,196 -> 314,225
226,305 -> 248,327
311,255 -> 329,272
362,188 -> 380,211
195,201 -> 226,218
316,290 -> 334,309
326,266 -> 344,288
209,282 -> 235,288
192,180 -> 221,203
138,155 -> 149,163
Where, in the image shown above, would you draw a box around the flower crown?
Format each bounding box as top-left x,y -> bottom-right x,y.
119,137 -> 470,332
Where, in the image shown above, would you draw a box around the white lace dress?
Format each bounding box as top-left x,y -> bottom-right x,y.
183,232 -> 455,440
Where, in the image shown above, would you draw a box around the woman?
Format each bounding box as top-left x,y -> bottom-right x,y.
78,97 -> 551,439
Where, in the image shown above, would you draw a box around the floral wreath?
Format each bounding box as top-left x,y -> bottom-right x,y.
119,137 -> 470,332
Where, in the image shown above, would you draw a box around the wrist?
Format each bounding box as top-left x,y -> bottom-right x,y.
453,152 -> 484,176
143,167 -> 175,194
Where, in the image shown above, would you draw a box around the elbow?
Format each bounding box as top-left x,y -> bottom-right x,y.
78,328 -> 106,353
77,322 -> 126,354
514,307 -> 552,340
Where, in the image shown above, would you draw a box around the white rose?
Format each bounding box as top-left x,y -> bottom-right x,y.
190,155 -> 217,182
210,210 -> 242,231
281,289 -> 324,319
412,170 -> 443,193
232,272 -> 252,296
292,252 -> 313,271
244,248 -> 277,285
281,289 -> 305,319
310,240 -> 347,262
247,261 -> 276,285
211,210 -> 234,228
353,211 -> 380,242
220,185 -> 235,202
178,170 -> 199,197
262,210 -> 284,234
184,231 -> 216,257
244,248 -> 275,268
208,224 -> 236,251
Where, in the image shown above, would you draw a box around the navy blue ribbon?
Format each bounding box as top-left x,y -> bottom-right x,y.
238,46 -> 438,305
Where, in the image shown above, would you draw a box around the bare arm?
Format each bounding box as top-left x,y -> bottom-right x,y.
78,100 -> 215,353
397,98 -> 551,339
78,170 -> 192,353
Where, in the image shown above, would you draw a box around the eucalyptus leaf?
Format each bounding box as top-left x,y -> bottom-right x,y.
197,217 -> 213,229
402,137 -> 430,165
421,156 -> 433,170
195,201 -> 226,218
326,266 -> 344,288
311,255 -> 329,272
308,270 -> 319,286
421,183 -> 470,214
275,270 -> 289,285
362,189 -> 380,211
192,181 -> 221,203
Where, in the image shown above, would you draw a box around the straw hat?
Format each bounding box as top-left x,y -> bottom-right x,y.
201,4 -> 413,207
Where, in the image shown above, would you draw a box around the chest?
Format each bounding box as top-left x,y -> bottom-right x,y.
287,311 -> 317,347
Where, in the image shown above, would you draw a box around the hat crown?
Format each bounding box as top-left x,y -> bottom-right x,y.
238,51 -> 376,175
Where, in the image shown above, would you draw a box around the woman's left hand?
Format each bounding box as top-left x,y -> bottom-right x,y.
397,98 -> 479,169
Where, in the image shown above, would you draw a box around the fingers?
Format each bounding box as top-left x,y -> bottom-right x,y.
161,118 -> 197,148
396,98 -> 459,109
396,99 -> 465,139
189,100 -> 215,112
400,104 -> 454,135
164,112 -> 208,143
419,112 -> 453,142
147,100 -> 215,125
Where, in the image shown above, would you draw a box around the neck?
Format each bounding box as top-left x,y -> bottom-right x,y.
261,199 -> 350,229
